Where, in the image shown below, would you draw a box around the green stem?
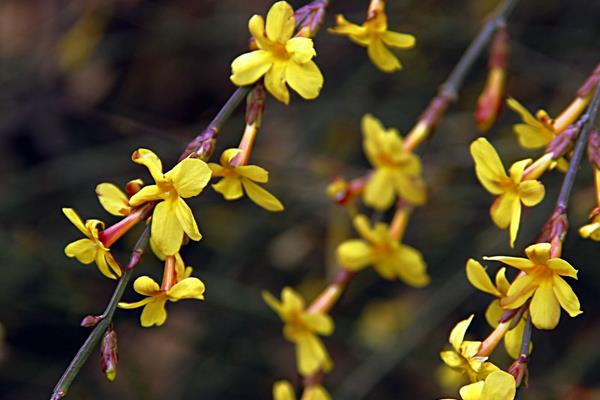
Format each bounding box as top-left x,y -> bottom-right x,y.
50,226 -> 150,400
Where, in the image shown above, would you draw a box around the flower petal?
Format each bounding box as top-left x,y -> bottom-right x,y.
235,165 -> 269,182
264,61 -> 289,104
530,281 -> 560,330
96,183 -> 130,216
480,370 -> 516,400
547,258 -> 578,278
519,180 -> 545,207
118,297 -> 154,309
367,38 -> 401,72
230,50 -> 273,86
63,208 -> 89,236
364,169 -> 395,210
95,251 -> 120,279
129,184 -> 162,207
466,259 -> 501,297
266,1 -> 295,43
133,275 -> 160,296
391,245 -> 429,287
552,275 -> 582,317
286,37 -> 316,64
501,274 -> 537,309
132,148 -> 164,183
449,315 -> 474,351
65,238 -> 97,264
336,239 -> 373,271
483,255 -> 534,271
489,194 -> 513,229
301,313 -> 334,336
241,179 -> 284,212
296,334 -> 330,376
285,60 -> 323,100
165,158 -> 212,198
504,317 -> 531,359
524,243 -> 551,265
470,138 -> 508,195
509,197 -> 522,248
151,200 -> 184,256
485,299 -> 503,328
380,30 -> 415,48
213,176 -> 244,200
272,380 -> 295,400
168,277 -> 206,301
459,381 -> 484,400
140,297 -> 168,327
174,197 -> 202,241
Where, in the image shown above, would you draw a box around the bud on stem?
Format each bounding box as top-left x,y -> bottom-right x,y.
100,325 -> 118,382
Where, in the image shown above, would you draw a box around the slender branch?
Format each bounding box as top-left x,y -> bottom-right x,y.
513,314 -> 532,400
50,225 -> 151,400
556,83 -> 600,210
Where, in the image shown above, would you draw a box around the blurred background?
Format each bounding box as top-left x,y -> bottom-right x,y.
1,0 -> 599,399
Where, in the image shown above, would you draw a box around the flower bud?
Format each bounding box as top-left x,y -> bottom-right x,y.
100,326 -> 118,382
81,315 -> 103,328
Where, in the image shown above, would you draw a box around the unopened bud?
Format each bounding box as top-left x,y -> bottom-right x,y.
508,355 -> 528,387
100,326 -> 118,382
81,315 -> 103,328
125,179 -> 143,197
588,130 -> 600,169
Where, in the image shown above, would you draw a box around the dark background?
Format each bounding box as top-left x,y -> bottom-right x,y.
0,0 -> 599,399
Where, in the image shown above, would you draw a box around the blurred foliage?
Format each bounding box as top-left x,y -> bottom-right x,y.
0,0 -> 599,399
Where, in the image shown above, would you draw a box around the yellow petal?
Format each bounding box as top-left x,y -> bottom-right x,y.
296,334 -> 330,376
352,214 -> 380,244
440,350 -> 463,368
480,370 -> 516,400
483,255 -> 534,271
367,38 -> 401,72
364,169 -> 395,210
508,198 -> 522,248
63,208 -> 89,236
336,239 -> 373,271
95,251 -> 121,279
213,176 -> 244,200
133,276 -> 160,296
459,381 -> 484,400
273,380 -> 295,400
466,259 -> 501,297
449,315 -> 474,351
221,148 -> 242,165
506,98 -> 540,126
96,183 -> 130,216
470,138 -> 508,195
266,1 -> 295,43
552,275 -> 582,317
241,179 -> 284,212
392,169 -> 426,205
524,242 -> 551,265
502,274 -> 537,309
301,313 -> 334,336
235,165 -> 269,182
140,297 -> 168,327
264,61 -> 289,104
547,258 -> 578,278
303,385 -> 331,400
165,158 -> 212,198
151,200 -> 184,256
392,245 -> 429,287
514,124 -> 554,149
174,197 -> 202,241
248,15 -> 269,49
132,148 -> 164,183
579,222 -> 600,239
281,287 -> 305,315
329,15 -> 368,43
495,267 -> 510,295
484,299 -> 503,328
118,297 -> 153,309
530,281 -> 560,330
380,30 -> 415,48
65,238 -> 97,264
507,159 -> 531,184
129,184 -> 162,207
504,317 -> 530,359
230,50 -> 273,86
490,194 -> 514,230
286,37 -> 316,64
167,277 -> 206,301
518,180 -> 545,206
285,60 -> 323,100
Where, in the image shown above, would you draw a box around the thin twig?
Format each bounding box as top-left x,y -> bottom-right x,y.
50,225 -> 151,400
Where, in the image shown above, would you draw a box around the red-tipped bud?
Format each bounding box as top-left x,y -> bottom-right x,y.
125,179 -> 143,197
508,355 -> 528,387
100,326 -> 118,382
81,315 -> 103,328
245,83 -> 266,126
474,28 -> 509,132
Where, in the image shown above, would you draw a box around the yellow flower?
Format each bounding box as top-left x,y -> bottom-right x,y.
230,1 -> 323,104
506,98 -> 556,149
273,380 -> 330,400
118,274 -> 205,327
208,148 -> 283,212
466,259 -> 530,359
361,114 -> 426,210
336,214 -> 429,286
129,149 -> 212,256
329,12 -> 415,72
263,287 -> 333,376
440,315 -> 499,383
470,138 -> 545,248
485,242 -> 582,330
579,214 -> 600,241
63,208 -> 121,279
457,370 -> 516,400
